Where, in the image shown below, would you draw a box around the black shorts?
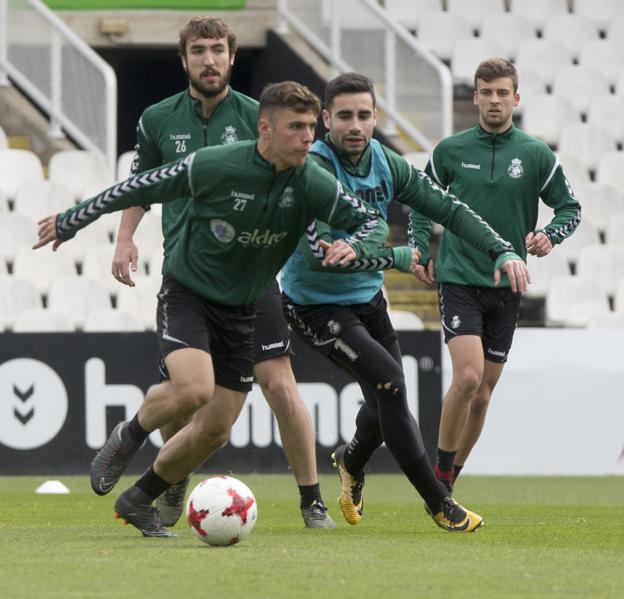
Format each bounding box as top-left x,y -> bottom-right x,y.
156,276 -> 255,392
281,289 -> 397,356
254,280 -> 293,364
438,282 -> 521,363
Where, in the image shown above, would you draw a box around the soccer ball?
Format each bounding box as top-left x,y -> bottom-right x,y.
186,476 -> 257,546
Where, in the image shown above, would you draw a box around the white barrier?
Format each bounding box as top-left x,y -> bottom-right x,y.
442,328 -> 624,475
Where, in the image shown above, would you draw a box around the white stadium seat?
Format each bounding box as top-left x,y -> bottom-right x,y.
586,312 -> 624,329
388,310 -> 424,330
554,217 -> 600,268
545,275 -> 610,327
60,221 -> 112,262
446,0 -> 505,31
83,309 -> 145,332
615,278 -> 624,312
579,40 -> 624,86
524,252 -> 570,300
147,249 -> 164,278
451,39 -> 507,86
12,181 -> 75,223
554,152 -> 591,190
587,96 -> 624,145
596,152 -> 624,191
606,14 -> 624,41
47,276 -> 112,329
403,151 -> 430,171
576,244 -> 624,295
0,149 -> 44,199
575,0 -> 624,31
48,150 -> 113,201
514,69 -> 547,117
12,308 -> 74,332
552,66 -> 609,116
509,0 -> 568,31
542,14 -> 599,61
132,210 -> 164,257
0,126 -> 8,150
82,243 -> 133,293
573,182 -> 624,234
479,13 -> 536,61
516,40 -> 572,87
0,276 -> 41,330
416,13 -> 473,62
605,213 -> 624,246
522,94 -> 578,147
557,123 -> 617,171
114,275 -> 162,330
13,245 -> 77,294
116,150 -> 136,182
384,0 -> 442,31
0,213 -> 36,263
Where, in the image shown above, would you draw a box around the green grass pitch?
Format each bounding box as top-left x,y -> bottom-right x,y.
1,474 -> 623,598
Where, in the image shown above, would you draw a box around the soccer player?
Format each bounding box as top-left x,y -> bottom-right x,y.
34,81 -> 390,537
280,72 -> 529,532
417,58 -> 581,492
106,17 -> 335,529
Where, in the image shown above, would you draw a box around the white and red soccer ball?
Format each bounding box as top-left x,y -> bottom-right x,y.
185,476 -> 257,546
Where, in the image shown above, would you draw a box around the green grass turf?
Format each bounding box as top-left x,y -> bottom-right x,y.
1,475 -> 623,598
44,1 -> 246,10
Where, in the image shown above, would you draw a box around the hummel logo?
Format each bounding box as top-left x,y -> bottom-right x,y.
461,162 -> 481,170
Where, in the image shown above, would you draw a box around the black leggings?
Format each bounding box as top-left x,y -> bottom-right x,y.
329,324 -> 426,466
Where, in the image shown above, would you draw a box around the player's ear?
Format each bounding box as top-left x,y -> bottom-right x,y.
257,115 -> 270,138
322,109 -> 330,129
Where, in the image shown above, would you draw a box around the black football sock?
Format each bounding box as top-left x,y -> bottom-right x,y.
436,447 -> 456,473
344,433 -> 378,476
134,467 -> 172,501
126,413 -> 149,445
298,483 -> 322,508
454,464 -> 464,481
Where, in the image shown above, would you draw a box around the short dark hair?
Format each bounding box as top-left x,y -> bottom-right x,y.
259,81 -> 321,118
474,58 -> 518,93
324,72 -> 376,109
178,17 -> 237,57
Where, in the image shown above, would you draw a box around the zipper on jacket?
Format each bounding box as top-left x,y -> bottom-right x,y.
490,136 -> 496,179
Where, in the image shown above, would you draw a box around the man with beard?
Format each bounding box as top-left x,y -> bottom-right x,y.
101,17 -> 336,529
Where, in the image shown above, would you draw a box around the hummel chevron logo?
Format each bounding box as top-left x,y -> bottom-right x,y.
13,384 -> 35,424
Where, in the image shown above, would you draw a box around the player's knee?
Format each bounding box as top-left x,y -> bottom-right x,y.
259,375 -> 297,413
454,367 -> 482,397
472,391 -> 492,415
175,381 -> 213,414
374,370 -> 406,399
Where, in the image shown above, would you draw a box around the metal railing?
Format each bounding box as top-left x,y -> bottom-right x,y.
0,0 -> 117,175
276,0 -> 452,150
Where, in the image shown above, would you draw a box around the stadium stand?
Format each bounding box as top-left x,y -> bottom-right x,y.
451,39 -> 506,86
47,276 -> 112,329
83,309 -> 145,332
116,150 -> 135,182
586,312 -> 624,329
12,245 -> 77,294
557,123 -> 617,172
402,151 -> 430,170
545,275 -> 611,327
147,248 -> 164,278
596,152 -> 624,191
0,126 -> 8,150
605,213 -> 624,246
508,0 -> 568,31
615,278 -> 624,312
388,310 -> 425,330
0,149 -> 45,200
446,0 -> 505,31
542,14 -> 599,61
573,182 -> 624,235
12,309 -> 74,332
415,13 -> 473,61
579,40 -> 624,86
524,252 -> 570,300
12,181 -> 75,223
574,0 -> 624,31
554,217 -> 601,268
0,213 -> 38,264
479,13 -> 536,61
587,97 -> 624,146
0,276 -> 41,331
552,66 -> 610,117
522,94 -> 578,147
82,243 -> 131,293
384,0 -> 442,32
48,150 -> 113,201
515,39 -> 572,88
575,244 -> 624,296
554,152 -> 591,190
114,275 -> 162,330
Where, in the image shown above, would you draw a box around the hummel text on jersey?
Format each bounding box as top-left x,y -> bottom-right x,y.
461,162 -> 481,170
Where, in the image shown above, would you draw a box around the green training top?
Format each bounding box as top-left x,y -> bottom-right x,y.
55,141 -> 389,306
425,124 -> 581,287
133,88 -> 258,266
